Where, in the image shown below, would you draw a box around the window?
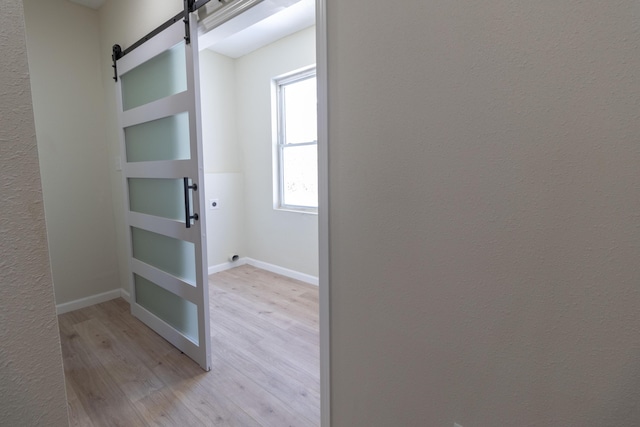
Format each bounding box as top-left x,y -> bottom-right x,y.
274,67 -> 317,212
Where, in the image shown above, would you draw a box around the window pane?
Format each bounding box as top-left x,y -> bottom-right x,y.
284,77 -> 317,144
282,144 -> 317,208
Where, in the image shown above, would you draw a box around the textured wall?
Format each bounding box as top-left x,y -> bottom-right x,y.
0,1 -> 69,425
327,0 -> 640,425
23,0 -> 121,305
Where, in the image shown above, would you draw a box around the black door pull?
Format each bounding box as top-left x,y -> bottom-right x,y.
183,177 -> 199,228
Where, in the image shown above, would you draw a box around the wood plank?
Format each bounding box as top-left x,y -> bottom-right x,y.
213,271 -> 318,329
152,350 -> 262,427
211,334 -> 321,424
64,376 -> 96,427
58,265 -> 320,426
131,387 -> 203,426
73,317 -> 165,403
206,357 -> 317,427
83,300 -> 176,369
59,316 -> 149,426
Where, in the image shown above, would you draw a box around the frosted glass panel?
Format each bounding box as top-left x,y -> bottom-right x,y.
131,227 -> 196,284
129,178 -> 185,221
125,113 -> 190,162
121,42 -> 187,111
134,274 -> 198,344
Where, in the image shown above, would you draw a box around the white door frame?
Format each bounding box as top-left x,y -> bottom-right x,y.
315,0 -> 331,425
198,0 -> 331,423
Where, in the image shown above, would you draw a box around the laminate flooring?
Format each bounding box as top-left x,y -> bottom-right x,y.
58,265 -> 320,427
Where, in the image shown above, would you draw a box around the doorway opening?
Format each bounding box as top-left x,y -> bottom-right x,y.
198,0 -> 322,424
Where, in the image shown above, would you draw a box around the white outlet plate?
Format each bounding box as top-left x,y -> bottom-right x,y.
454,423 -> 463,427
209,198 -> 220,210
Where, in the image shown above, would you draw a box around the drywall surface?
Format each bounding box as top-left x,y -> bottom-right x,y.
200,51 -> 246,266
0,1 -> 69,425
327,0 -> 640,425
23,0 -> 120,305
205,173 -> 245,266
98,0 -> 183,293
200,50 -> 242,174
235,26 -> 318,276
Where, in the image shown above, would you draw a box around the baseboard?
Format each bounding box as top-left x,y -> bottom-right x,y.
208,258 -> 248,275
57,258 -> 317,315
244,258 -> 319,286
208,257 -> 318,286
56,289 -> 123,315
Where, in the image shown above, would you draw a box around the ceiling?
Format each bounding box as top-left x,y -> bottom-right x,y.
67,0 -> 315,59
199,0 -> 315,58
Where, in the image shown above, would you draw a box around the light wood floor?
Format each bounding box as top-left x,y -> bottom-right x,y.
58,265 -> 320,426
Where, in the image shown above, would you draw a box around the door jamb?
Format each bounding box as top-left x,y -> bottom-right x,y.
316,0 -> 330,425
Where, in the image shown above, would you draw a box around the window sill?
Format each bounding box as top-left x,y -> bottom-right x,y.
274,207 -> 318,215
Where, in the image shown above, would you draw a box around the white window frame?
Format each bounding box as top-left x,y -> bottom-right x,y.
273,66 -> 318,213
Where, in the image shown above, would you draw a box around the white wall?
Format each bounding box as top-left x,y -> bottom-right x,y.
200,50 -> 245,267
327,0 -> 640,425
0,0 -> 68,424
200,50 -> 242,174
23,0 -> 121,305
235,26 -> 318,276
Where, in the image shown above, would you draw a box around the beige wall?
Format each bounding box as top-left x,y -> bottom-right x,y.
235,26 -> 318,276
23,0 -> 120,305
0,0 -> 68,424
327,0 -> 640,425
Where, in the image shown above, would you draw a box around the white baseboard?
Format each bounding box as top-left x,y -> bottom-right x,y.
244,258 -> 319,286
56,289 -> 123,315
208,258 -> 248,275
57,258 -> 317,315
208,257 -> 318,286
121,289 -> 131,303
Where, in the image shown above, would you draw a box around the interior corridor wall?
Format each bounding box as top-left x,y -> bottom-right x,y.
327,0 -> 640,425
235,26 -> 318,277
22,0 -> 120,305
0,0 -> 68,424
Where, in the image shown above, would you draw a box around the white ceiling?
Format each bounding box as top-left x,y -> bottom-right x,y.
66,0 -> 315,59
199,0 -> 315,58
68,0 -> 105,9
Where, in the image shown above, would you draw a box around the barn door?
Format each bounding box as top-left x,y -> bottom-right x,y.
114,12 -> 210,370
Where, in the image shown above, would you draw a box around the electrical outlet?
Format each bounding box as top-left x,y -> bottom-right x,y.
209,199 -> 219,210
454,423 -> 463,427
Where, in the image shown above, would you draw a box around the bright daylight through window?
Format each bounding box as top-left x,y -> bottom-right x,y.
275,67 -> 317,212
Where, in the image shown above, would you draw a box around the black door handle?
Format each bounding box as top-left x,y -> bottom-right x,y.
183,177 -> 198,228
